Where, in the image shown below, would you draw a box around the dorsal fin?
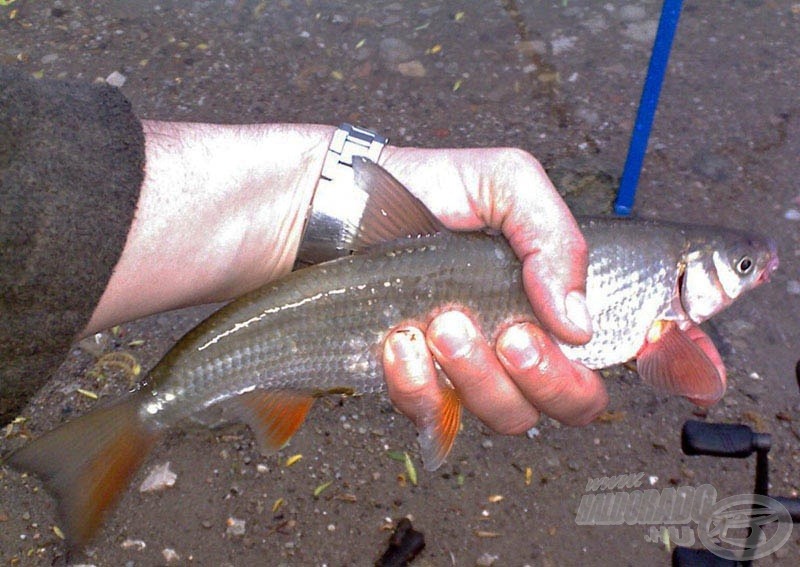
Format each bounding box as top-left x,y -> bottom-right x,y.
350,156 -> 444,251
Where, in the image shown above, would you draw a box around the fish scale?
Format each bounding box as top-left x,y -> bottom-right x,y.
570,232 -> 679,367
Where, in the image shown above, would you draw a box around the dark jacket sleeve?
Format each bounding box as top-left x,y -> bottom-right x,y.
0,67 -> 144,424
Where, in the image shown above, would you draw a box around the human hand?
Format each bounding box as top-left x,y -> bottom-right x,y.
378,147 -> 608,437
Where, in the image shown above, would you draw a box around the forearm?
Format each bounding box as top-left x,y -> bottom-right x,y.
84,122 -> 334,335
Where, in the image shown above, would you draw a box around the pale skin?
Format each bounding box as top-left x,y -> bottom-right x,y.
84,121 -> 721,436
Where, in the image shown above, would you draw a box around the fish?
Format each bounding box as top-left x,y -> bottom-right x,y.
7,158 -> 778,548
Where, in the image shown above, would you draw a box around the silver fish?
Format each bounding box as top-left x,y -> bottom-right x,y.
8,159 -> 778,547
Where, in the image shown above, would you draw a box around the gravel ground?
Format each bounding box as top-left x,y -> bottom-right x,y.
1,1 -> 799,565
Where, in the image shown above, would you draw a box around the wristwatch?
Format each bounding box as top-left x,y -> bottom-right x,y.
296,123 -> 388,264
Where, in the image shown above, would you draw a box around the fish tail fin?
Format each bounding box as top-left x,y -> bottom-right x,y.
417,386 -> 462,472
8,395 -> 159,548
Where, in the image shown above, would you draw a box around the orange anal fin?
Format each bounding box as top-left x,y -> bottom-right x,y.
233,389 -> 315,454
636,321 -> 726,404
8,395 -> 159,549
416,385 -> 463,472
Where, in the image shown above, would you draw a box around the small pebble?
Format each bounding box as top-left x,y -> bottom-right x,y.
397,60 -> 426,77
41,53 -> 59,64
481,439 -> 494,449
476,552 -> 499,566
162,548 -> 180,564
787,280 -> 800,295
121,538 -> 147,551
379,37 -> 415,64
105,71 -> 127,88
226,517 -> 246,536
784,208 -> 800,221
526,427 -> 540,439
139,462 -> 177,492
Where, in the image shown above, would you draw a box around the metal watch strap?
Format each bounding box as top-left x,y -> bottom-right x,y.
296,123 -> 388,264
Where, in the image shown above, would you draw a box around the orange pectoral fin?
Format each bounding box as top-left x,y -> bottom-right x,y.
233,389 -> 315,454
415,385 -> 463,472
636,321 -> 726,405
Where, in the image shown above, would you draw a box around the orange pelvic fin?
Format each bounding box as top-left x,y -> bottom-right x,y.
233,389 -> 315,454
416,385 -> 463,472
8,395 -> 159,549
636,320 -> 725,403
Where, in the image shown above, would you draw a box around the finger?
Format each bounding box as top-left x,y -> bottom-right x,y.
382,327 -> 446,426
683,325 -> 727,407
427,311 -> 540,435
496,155 -> 592,345
383,327 -> 464,469
496,323 -> 608,426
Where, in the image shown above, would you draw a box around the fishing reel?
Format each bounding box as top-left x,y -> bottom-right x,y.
671,360 -> 800,566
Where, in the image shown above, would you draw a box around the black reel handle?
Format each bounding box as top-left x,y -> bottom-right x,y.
681,420 -> 770,458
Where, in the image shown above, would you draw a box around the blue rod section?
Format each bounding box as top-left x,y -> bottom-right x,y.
614,0 -> 684,216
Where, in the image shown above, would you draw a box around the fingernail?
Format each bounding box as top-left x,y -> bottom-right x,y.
565,291 -> 593,336
385,329 -> 431,388
430,311 -> 476,359
498,324 -> 540,371
387,328 -> 426,363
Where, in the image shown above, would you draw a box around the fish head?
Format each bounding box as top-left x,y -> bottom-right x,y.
679,228 -> 778,323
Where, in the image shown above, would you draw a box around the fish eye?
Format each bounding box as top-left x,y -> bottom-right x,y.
736,256 -> 754,275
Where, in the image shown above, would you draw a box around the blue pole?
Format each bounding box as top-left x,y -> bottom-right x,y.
614,0 -> 684,216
